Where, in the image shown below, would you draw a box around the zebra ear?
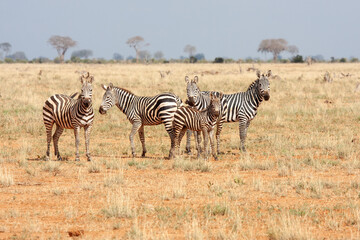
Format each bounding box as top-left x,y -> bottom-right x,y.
185,76 -> 190,83
88,75 -> 94,83
193,76 -> 198,83
109,83 -> 113,89
219,92 -> 223,99
256,70 -> 261,78
101,84 -> 107,90
267,70 -> 272,78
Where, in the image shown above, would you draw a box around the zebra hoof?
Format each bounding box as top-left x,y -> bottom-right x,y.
75,158 -> 80,162
141,152 -> 146,158
45,155 -> 50,161
57,156 -> 62,161
87,157 -> 92,162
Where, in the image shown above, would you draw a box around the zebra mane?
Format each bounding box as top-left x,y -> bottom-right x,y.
113,86 -> 135,95
246,79 -> 259,92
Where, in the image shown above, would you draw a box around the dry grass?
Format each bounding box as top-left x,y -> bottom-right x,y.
0,63 -> 360,239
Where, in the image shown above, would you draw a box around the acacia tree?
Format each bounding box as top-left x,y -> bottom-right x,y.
287,45 -> 299,56
0,42 -> 11,59
184,44 -> 196,57
126,36 -> 149,63
258,38 -> 288,62
48,35 -> 76,62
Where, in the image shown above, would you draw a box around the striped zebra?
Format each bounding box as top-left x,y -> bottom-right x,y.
185,76 -> 228,154
186,70 -> 271,152
99,83 -> 182,157
169,92 -> 222,160
43,72 -> 94,161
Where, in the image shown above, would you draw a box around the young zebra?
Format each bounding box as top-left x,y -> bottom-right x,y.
169,92 -> 222,160
99,83 -> 182,157
185,76 -> 228,154
43,72 -> 94,161
186,70 -> 271,152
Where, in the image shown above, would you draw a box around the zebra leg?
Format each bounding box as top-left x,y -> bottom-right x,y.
239,121 -> 248,152
202,129 -> 209,160
177,127 -> 187,156
216,121 -> 224,155
84,125 -> 92,161
53,124 -> 64,161
129,121 -> 142,157
195,131 -> 202,153
209,129 -> 217,160
74,126 -> 81,161
45,122 -> 54,161
138,125 -> 147,157
185,130 -> 192,154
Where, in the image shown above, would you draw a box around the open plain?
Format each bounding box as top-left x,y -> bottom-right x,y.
0,63 -> 360,239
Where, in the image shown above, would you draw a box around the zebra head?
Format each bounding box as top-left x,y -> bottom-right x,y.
209,92 -> 222,118
79,72 -> 94,108
185,76 -> 200,106
99,83 -> 115,114
256,70 -> 271,101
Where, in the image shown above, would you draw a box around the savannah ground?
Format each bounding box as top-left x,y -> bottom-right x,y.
0,62 -> 359,239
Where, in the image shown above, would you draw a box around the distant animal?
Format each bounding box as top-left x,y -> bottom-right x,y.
99,84 -> 182,157
186,70 -> 271,152
185,76 -> 228,155
43,72 -> 94,161
169,92 -> 222,160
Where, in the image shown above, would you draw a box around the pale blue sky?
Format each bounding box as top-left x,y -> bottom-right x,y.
1,0 -> 359,60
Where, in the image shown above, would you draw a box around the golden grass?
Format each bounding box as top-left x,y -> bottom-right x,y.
0,62 -> 360,239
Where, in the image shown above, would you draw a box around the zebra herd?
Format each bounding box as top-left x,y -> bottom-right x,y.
42,70 -> 271,161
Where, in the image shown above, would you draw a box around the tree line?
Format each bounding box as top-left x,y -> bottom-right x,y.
0,36 -> 357,64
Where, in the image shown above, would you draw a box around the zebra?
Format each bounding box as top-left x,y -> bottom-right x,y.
169,92 -> 222,160
186,70 -> 271,152
43,72 -> 94,161
99,83 -> 182,157
185,76 -> 228,154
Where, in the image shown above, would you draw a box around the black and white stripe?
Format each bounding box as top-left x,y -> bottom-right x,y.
186,70 -> 271,152
185,76 -> 228,154
169,92 -> 222,160
99,83 -> 182,157
43,72 -> 94,161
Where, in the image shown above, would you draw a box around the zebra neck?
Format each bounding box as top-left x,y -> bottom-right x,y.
195,94 -> 209,110
247,81 -> 263,108
74,100 -> 93,114
114,88 -> 135,114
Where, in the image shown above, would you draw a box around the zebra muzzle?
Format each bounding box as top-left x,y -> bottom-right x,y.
263,92 -> 270,101
99,106 -> 107,114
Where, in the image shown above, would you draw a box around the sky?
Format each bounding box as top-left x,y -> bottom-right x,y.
1,0 -> 359,61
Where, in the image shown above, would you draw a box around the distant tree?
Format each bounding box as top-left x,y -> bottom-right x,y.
291,55 -> 304,63
154,51 -> 164,60
339,57 -> 347,63
184,44 -> 196,57
71,49 -> 93,59
0,42 -> 11,59
126,55 -> 135,60
194,53 -> 205,60
6,51 -> 27,61
138,50 -> 151,61
126,36 -> 149,63
189,56 -> 197,63
287,45 -> 299,56
312,55 -> 324,62
214,57 -> 224,63
48,35 -> 76,62
113,53 -> 124,61
258,38 -> 288,62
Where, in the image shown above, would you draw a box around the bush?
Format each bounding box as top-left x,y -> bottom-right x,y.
189,56 -> 197,63
214,57 -> 224,63
350,58 -> 359,63
291,55 -> 304,63
339,58 -> 347,63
